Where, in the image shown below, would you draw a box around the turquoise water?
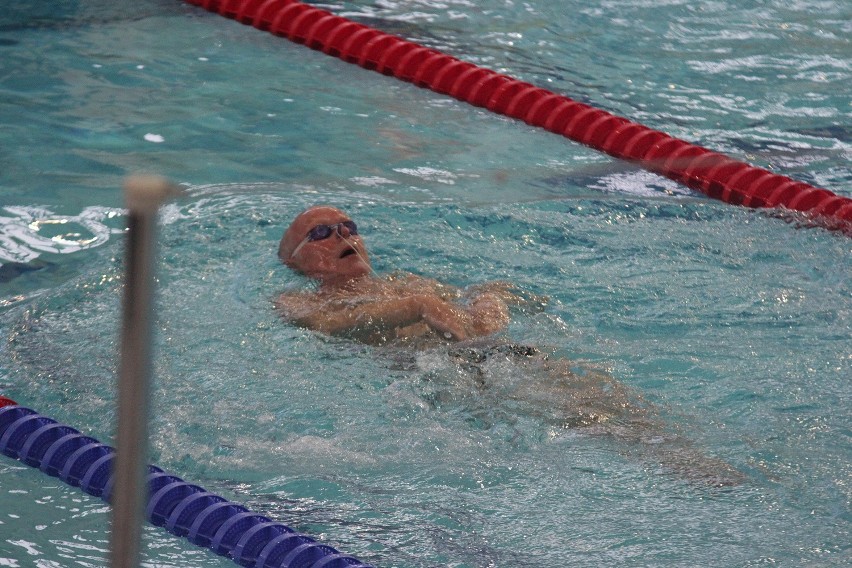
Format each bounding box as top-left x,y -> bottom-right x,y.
1,1 -> 850,566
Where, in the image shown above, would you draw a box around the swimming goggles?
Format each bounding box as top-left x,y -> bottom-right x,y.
290,220 -> 359,259
305,220 -> 358,241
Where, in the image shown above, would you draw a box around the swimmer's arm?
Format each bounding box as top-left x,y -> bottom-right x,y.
465,281 -> 548,311
277,293 -> 469,340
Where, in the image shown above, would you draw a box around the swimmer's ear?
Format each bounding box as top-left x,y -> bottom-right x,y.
279,242 -> 300,268
283,256 -> 300,271
277,239 -> 289,263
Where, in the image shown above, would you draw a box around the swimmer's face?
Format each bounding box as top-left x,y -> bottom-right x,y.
279,206 -> 371,284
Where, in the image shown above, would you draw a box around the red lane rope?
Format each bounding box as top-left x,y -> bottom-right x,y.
185,0 -> 851,234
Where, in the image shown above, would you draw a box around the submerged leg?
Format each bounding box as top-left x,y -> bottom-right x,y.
444,343 -> 745,487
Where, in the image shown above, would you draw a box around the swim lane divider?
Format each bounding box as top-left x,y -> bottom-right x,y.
183,0 -> 851,234
0,396 -> 374,568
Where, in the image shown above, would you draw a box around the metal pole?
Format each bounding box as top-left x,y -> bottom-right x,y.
111,175 -> 182,568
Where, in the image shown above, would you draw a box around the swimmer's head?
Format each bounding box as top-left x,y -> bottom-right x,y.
279,206 -> 372,285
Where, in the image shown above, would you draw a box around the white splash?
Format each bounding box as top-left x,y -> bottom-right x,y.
393,166 -> 458,185
588,170 -> 692,198
0,205 -> 125,265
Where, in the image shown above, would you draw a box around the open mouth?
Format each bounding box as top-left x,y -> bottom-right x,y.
339,247 -> 357,259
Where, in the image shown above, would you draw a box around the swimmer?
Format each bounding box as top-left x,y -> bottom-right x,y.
275,205 -> 534,346
276,205 -> 744,486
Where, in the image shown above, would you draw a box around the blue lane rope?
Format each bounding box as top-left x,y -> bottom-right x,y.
0,401 -> 374,568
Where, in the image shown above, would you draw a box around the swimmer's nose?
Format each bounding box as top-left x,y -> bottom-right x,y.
338,223 -> 352,238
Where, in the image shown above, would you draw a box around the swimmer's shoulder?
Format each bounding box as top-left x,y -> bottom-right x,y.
274,290 -> 323,320
276,285 -> 378,315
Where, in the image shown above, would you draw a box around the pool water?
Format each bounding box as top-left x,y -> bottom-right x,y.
1,1 -> 850,567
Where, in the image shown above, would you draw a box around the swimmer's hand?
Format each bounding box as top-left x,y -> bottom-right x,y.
465,281 -> 548,312
415,295 -> 469,341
